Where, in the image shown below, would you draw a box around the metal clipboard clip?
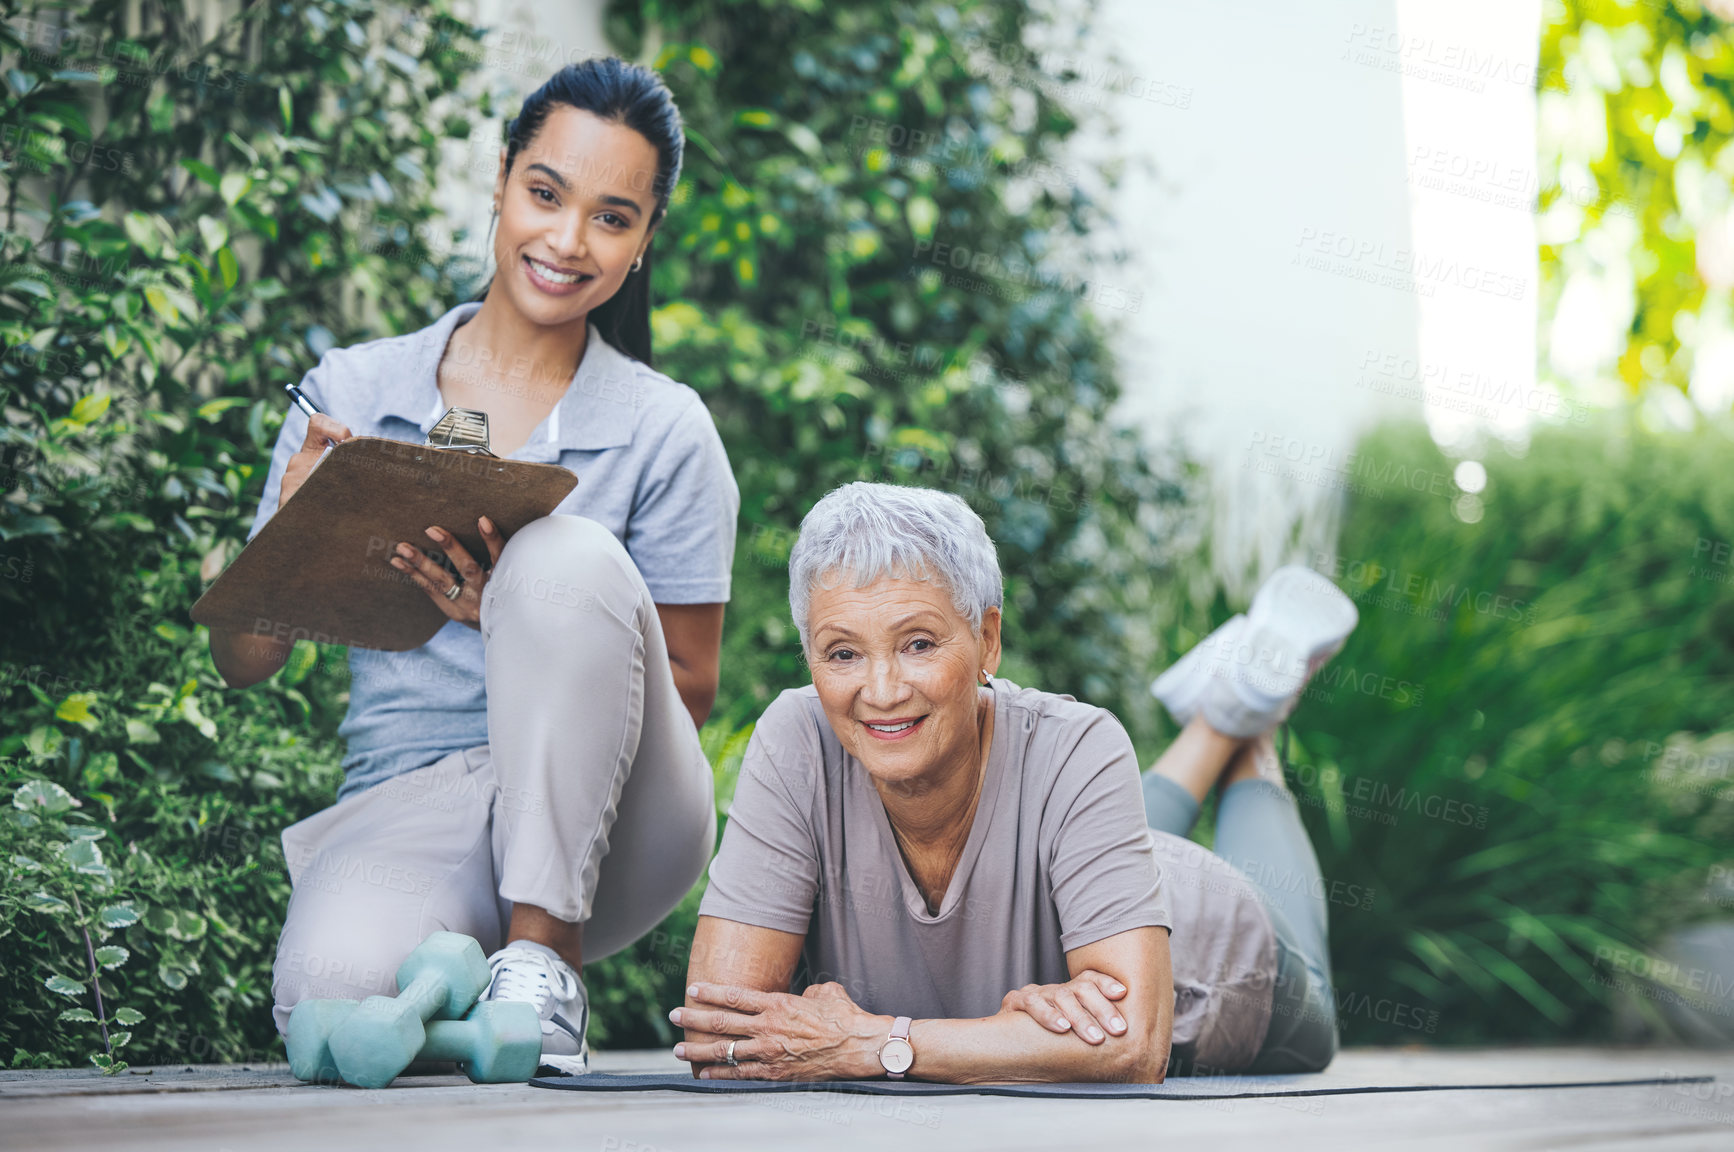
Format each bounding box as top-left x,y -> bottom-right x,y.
425,406 -> 498,457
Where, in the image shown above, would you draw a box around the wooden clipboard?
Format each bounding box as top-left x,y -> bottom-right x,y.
191,435 -> 577,651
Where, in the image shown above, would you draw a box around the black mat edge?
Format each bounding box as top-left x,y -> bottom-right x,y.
529,1071 -> 1716,1101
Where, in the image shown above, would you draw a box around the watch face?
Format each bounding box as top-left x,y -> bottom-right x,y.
880,1037 -> 914,1075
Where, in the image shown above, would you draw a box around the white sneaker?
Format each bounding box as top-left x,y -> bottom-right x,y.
1152,567 -> 1357,739
1151,614 -> 1249,725
481,941 -> 590,1076
1203,566 -> 1358,738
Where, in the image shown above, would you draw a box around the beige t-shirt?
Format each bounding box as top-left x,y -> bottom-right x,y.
700,676 -> 1279,1070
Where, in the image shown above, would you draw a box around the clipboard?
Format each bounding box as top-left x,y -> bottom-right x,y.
191,407 -> 579,651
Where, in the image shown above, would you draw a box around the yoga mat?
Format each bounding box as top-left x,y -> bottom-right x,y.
530,1070 -> 1715,1100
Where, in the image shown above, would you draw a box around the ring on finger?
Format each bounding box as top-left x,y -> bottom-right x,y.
444,580 -> 463,601
725,1039 -> 739,1067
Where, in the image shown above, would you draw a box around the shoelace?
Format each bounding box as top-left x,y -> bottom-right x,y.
487,946 -> 581,1015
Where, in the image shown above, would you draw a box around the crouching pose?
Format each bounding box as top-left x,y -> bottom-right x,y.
672,482 -> 1349,1082
211,59 -> 736,1075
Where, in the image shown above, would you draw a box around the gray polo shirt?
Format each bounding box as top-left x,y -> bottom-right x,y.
247,301 -> 739,799
700,676 -> 1279,1070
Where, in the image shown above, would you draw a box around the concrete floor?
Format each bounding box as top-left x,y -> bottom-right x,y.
3,1047 -> 1731,1151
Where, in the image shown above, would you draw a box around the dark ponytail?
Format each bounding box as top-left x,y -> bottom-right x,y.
472,57 -> 684,367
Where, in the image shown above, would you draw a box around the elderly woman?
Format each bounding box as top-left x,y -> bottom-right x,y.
670,482 -> 1347,1082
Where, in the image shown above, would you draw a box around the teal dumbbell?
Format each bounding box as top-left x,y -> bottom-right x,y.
289,997 -> 541,1085
327,931 -> 492,1089
286,998 -> 358,1084
420,1001 -> 543,1083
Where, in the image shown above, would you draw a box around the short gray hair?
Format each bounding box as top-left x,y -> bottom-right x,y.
788,481 -> 1003,655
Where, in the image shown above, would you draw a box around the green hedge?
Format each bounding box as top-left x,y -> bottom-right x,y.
1277,417 -> 1734,1045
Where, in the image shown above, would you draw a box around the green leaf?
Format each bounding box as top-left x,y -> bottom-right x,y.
114,1007 -> 144,1026
279,85 -> 292,132
100,324 -> 132,359
58,1008 -> 98,1023
217,245 -> 238,290
55,692 -> 100,730
26,892 -> 71,914
24,726 -> 65,761
282,640 -> 318,686
109,1031 -> 132,1049
197,214 -> 228,254
93,946 -> 129,969
158,964 -> 187,991
143,284 -> 178,324
195,397 -> 250,423
10,853 -> 43,872
81,750 -> 119,791
179,157 -> 219,188
45,975 -> 84,997
123,211 -> 159,254
13,779 -> 77,813
61,837 -> 107,876
220,171 -> 251,206
99,903 -> 140,928
124,718 -> 161,745
90,1053 -> 126,1074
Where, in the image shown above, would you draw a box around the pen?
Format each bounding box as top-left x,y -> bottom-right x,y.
285,382 -> 324,419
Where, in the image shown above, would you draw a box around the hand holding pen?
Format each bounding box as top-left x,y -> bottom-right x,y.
279,383 -> 503,632
280,382 -> 352,508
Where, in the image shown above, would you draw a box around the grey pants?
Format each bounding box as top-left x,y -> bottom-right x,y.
270,515 -> 717,1035
1143,770 -> 1340,1074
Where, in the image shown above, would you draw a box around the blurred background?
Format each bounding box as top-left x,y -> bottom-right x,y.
1,0 -> 1731,1072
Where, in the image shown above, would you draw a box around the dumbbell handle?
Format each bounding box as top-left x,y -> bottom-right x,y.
397,967 -> 470,1023
418,1019 -> 478,1064
417,1007 -> 542,1084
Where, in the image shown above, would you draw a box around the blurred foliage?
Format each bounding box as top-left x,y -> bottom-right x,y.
1273,418 -> 1734,1045
0,0 -> 1194,1066
1538,0 -> 1734,414
0,0 -> 490,1071
612,0 -> 1191,735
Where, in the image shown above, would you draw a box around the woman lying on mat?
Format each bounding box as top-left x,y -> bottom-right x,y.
671,481 -> 1351,1083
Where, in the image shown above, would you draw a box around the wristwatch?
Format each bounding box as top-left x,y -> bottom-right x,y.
877,1016 -> 914,1079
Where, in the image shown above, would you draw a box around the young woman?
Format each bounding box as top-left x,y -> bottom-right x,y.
209,58 -> 737,1075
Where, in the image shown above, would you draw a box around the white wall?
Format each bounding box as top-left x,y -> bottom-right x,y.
427,0 -> 612,283
1070,0 -> 1539,598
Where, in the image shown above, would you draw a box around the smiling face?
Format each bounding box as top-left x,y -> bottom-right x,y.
490,105 -> 660,326
806,572 -> 1002,796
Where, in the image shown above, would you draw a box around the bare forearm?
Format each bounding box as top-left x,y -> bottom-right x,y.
209,627 -> 294,690
907,1008 -> 1168,1085
667,656 -> 716,729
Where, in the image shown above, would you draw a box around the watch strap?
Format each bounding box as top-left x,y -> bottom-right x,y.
885,1015 -> 913,1079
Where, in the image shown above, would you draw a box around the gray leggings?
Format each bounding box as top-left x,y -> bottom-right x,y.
1142,770 -> 1340,1074
269,515 -> 716,1036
